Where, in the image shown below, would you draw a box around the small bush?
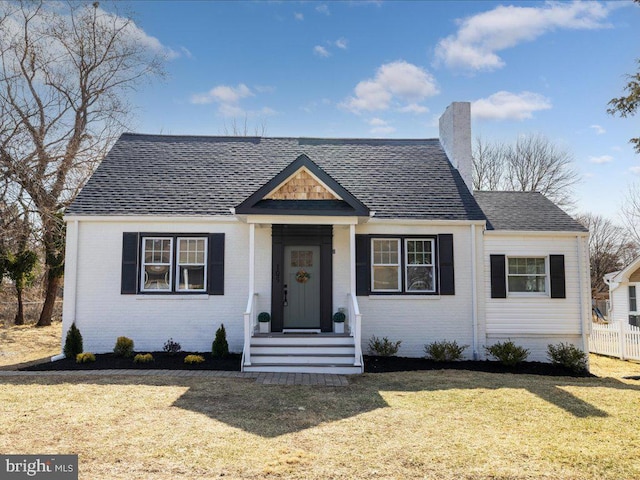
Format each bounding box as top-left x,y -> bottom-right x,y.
485,340 -> 529,366
63,323 -> 83,358
212,323 -> 229,358
368,336 -> 402,357
113,336 -> 134,358
258,312 -> 271,323
425,340 -> 468,362
547,343 -> 588,373
76,352 -> 95,363
184,354 -> 205,364
133,353 -> 154,364
163,338 -> 182,355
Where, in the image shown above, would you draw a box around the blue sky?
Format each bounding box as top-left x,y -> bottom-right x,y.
118,1 -> 639,218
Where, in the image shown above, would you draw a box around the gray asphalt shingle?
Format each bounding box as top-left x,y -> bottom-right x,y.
474,191 -> 587,232
67,133 -> 486,221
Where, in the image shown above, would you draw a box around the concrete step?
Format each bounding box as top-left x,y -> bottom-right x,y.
250,345 -> 356,355
250,353 -> 355,365
243,363 -> 363,374
251,335 -> 354,346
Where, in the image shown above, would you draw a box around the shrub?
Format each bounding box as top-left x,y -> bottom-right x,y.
133,353 -> 154,364
63,323 -> 83,358
113,336 -> 134,358
212,323 -> 229,358
76,352 -> 95,363
547,343 -> 588,373
485,340 -> 529,366
258,312 -> 271,323
368,336 -> 402,357
184,354 -> 205,364
425,340 -> 468,362
163,338 -> 182,356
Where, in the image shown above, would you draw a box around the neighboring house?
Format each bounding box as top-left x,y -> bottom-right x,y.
604,257 -> 640,327
60,102 -> 591,373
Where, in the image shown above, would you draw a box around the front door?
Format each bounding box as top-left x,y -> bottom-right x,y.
283,246 -> 321,329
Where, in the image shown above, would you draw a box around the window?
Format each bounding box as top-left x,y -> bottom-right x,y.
507,257 -> 547,294
629,285 -> 637,313
139,236 -> 208,293
372,239 -> 401,292
177,238 -> 207,291
405,239 -> 435,292
370,237 -> 436,294
141,238 -> 173,291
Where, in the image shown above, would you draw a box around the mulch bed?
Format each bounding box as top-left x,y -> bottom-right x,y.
363,355 -> 593,377
22,352 -> 591,377
22,352 -> 242,371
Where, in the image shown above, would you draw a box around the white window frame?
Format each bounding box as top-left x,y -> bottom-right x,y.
506,256 -> 548,296
404,238 -> 436,293
176,237 -> 208,292
371,238 -> 402,293
140,237 -> 173,293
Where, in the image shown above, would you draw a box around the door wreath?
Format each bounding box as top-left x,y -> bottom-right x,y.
295,269 -> 311,283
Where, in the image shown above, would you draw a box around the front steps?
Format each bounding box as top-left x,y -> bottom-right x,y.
242,334 -> 363,374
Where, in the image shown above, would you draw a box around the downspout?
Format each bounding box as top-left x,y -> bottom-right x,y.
471,224 -> 478,360
577,235 -> 590,367
53,219 -> 79,361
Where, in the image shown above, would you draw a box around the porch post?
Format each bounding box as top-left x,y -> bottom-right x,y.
249,223 -> 255,293
349,224 -> 356,294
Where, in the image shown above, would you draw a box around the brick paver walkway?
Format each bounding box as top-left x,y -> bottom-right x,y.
0,369 -> 349,386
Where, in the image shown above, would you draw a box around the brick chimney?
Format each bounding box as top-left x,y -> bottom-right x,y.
439,102 -> 473,193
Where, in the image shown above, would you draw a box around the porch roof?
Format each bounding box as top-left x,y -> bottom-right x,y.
67,133 -> 486,221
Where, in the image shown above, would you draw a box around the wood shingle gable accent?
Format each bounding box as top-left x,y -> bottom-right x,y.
265,167 -> 342,201
235,154 -> 369,216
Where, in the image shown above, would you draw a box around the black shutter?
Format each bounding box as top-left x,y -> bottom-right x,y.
438,234 -> 455,295
121,232 -> 139,294
549,254 -> 566,299
208,233 -> 225,295
355,235 -> 370,296
490,254 -> 506,298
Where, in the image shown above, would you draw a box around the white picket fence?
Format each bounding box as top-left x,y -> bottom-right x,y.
589,322 -> 640,361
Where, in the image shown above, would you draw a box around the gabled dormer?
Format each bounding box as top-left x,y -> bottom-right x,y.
235,154 -> 369,216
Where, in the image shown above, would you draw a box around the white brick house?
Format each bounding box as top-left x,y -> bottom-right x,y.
60,102 -> 591,373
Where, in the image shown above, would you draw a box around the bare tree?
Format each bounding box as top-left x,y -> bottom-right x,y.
621,182 -> 640,247
222,115 -> 268,136
472,133 -> 580,209
472,137 -> 505,191
0,1 -> 165,325
577,213 -> 629,299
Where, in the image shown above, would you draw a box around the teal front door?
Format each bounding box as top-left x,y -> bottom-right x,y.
283,245 -> 321,329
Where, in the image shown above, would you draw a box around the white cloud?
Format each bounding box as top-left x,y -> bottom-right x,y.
630,166 -> 640,175
435,1 -> 610,71
398,103 -> 429,114
589,155 -> 613,164
371,125 -> 396,134
590,124 -> 606,135
179,46 -> 193,59
368,118 -> 387,127
335,38 -> 348,49
254,85 -> 276,94
313,45 -> 331,58
294,12 -> 304,21
191,84 -> 253,105
341,61 -> 438,113
471,91 -> 552,120
316,4 -> 330,15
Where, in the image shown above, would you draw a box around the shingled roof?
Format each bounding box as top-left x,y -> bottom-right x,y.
474,191 -> 587,232
67,133 -> 486,221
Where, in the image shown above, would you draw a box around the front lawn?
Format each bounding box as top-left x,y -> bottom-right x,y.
1,367 -> 639,479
